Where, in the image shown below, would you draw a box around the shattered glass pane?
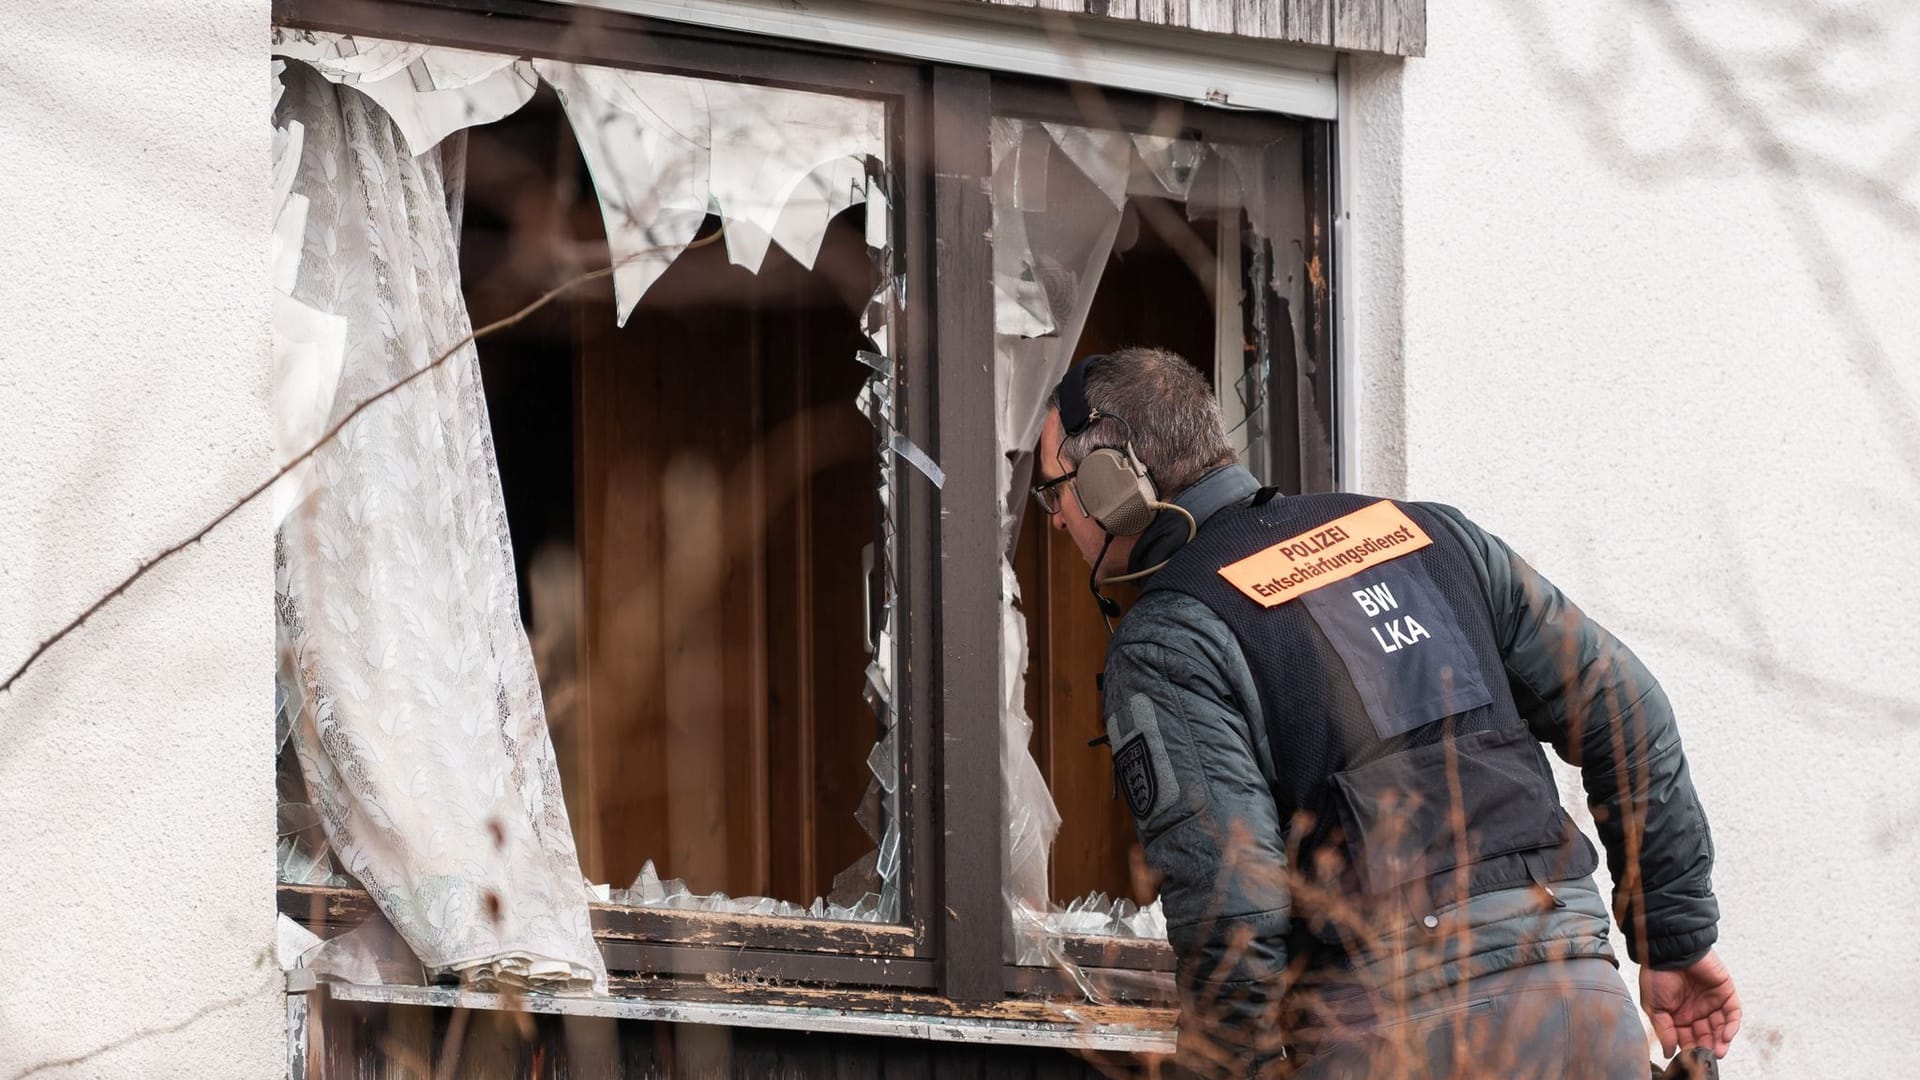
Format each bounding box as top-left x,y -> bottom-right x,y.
836,151 -> 915,925
275,30 -> 909,933
532,59 -> 886,324
1129,134 -> 1204,201
270,28 -> 538,157
853,776 -> 883,845
992,119 -> 1309,986
866,726 -> 898,795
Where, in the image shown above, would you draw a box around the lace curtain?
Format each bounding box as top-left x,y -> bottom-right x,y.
273,61 -> 605,992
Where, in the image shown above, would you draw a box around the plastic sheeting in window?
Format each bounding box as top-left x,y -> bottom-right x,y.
991,119 -> 1312,981
534,60 -> 886,323
272,30 -> 888,327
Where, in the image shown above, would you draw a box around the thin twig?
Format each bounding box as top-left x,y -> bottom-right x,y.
4,975 -> 275,1080
0,261 -> 623,696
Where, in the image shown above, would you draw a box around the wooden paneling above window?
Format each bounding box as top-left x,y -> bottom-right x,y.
951,0 -> 1426,57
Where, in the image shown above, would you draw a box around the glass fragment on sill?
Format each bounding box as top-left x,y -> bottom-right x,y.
285,914 -> 429,987
278,913 -> 323,972
533,59 -> 887,324
276,909 -> 429,991
614,860 -> 888,923
1044,892 -> 1168,940
1012,907 -> 1113,1005
270,28 -> 538,157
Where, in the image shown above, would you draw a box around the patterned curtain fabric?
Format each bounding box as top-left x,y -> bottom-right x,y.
273,61 -> 606,993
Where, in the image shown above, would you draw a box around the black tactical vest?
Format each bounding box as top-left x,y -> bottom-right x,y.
1139,491 -> 1597,958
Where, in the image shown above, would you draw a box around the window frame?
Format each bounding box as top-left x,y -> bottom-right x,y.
985,73 -> 1340,982
274,0 -> 943,984
273,0 -> 1335,1014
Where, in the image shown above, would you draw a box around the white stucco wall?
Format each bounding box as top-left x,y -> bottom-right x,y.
2,1 -> 1912,1075
0,4 -> 281,1078
1347,2 -> 1920,1075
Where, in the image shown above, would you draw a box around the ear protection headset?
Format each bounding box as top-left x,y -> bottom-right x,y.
1054,356 -> 1161,537
1053,355 -> 1198,621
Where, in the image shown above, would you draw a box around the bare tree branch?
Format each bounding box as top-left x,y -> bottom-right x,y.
4,976 -> 274,1080
0,259 -> 627,696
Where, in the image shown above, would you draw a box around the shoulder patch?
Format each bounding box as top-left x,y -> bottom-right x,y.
1114,736 -> 1156,820
1110,693 -> 1181,823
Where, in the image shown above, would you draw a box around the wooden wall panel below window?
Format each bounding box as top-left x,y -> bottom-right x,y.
310,996 -> 1136,1077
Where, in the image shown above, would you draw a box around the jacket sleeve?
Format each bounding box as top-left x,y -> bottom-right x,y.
1423,503 -> 1720,969
1104,594 -> 1291,1065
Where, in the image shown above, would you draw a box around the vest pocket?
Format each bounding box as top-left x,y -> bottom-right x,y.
1327,726 -> 1573,897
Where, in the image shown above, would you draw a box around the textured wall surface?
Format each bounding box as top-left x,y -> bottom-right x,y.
0,3 -> 282,1078
1348,2 -> 1920,1074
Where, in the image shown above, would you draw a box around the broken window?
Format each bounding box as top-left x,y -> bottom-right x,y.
272,29 -> 911,954
272,6 -> 1337,1024
991,108 -> 1334,965
467,81 -> 905,923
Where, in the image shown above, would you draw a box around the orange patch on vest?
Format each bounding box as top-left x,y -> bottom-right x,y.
1218,501 -> 1433,608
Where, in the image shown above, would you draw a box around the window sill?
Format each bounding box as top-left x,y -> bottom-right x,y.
282,882 -> 1179,1013
301,978 -> 1177,1054
281,883 -> 920,956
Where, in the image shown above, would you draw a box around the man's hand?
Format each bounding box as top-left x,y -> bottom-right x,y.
1640,950 -> 1741,1058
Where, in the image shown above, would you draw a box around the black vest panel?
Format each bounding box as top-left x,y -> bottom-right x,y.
1140,493 -> 1597,950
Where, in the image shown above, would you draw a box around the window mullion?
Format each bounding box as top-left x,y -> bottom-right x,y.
928,64 -> 1005,1004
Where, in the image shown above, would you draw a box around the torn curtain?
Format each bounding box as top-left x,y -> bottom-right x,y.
273,62 -> 606,992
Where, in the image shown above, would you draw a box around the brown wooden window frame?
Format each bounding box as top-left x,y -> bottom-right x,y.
272,0 -> 1336,1015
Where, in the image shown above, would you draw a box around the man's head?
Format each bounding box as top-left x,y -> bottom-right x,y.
1035,346 -> 1235,574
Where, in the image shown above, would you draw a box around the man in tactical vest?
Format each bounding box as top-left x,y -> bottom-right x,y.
1033,348 -> 1739,1077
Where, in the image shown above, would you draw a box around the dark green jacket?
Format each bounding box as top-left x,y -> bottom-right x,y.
1102,466 -> 1719,1053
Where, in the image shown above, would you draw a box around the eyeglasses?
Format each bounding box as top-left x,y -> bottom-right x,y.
1031,470 -> 1078,516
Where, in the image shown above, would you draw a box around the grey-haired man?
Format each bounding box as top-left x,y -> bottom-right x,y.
1032,347 -> 1738,1077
